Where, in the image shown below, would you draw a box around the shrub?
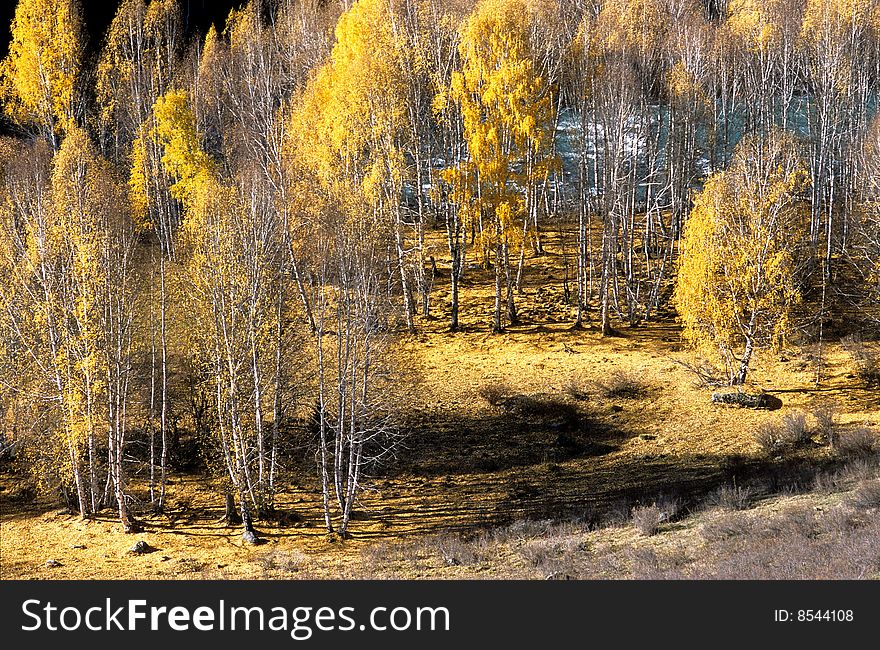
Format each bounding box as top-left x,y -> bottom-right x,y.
812,469 -> 845,494
598,371 -> 647,400
656,496 -> 682,523
819,506 -> 862,535
478,383 -> 512,406
810,402 -> 837,445
631,504 -> 663,536
780,411 -> 811,446
848,480 -> 880,510
257,550 -> 307,575
754,411 -> 816,456
626,546 -> 689,579
710,484 -> 753,511
518,536 -> 584,577
834,427 -> 878,459
762,507 -> 817,539
435,532 -> 491,567
562,380 -> 589,401
754,422 -> 783,456
700,512 -> 754,542
670,357 -> 726,388
840,457 -> 880,482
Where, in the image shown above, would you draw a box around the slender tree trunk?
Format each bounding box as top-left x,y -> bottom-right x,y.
157,256 -> 169,512
735,337 -> 755,386
493,242 -> 503,333
224,492 -> 241,525
316,321 -> 334,534
504,239 -> 517,324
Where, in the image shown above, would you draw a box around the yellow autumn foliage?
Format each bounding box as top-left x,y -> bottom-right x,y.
800,0 -> 874,96
151,90 -> 218,207
442,0 -> 555,253
674,130 -> 811,383
0,0 -> 84,135
289,0 -> 408,206
594,0 -> 668,57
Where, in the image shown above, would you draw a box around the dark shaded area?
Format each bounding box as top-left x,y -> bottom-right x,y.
343,450 -> 867,541
388,396 -> 628,478
0,0 -> 244,135
0,0 -> 243,62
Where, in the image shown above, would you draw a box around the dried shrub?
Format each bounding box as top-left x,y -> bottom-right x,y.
670,357 -> 726,388
435,532 -> 491,567
710,484 -> 753,511
755,411 -> 819,456
562,380 -> 589,401
839,457 -> 880,482
597,371 -> 648,400
848,480 -> 880,510
780,411 -> 811,446
762,507 -> 817,539
810,402 -> 837,444
631,504 -> 663,536
518,536 -> 584,577
700,512 -> 754,541
834,427 -> 878,459
812,469 -> 845,494
627,546 -> 686,579
500,519 -> 556,541
604,500 -> 634,526
478,383 -> 513,407
656,496 -> 682,522
703,518 -> 880,579
819,506 -> 862,535
754,422 -> 783,456
257,549 -> 307,575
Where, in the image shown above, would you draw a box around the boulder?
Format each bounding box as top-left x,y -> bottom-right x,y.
128,540 -> 155,555
711,391 -> 782,410
242,530 -> 262,545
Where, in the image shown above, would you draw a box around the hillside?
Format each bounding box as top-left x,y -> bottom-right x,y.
3,226 -> 878,579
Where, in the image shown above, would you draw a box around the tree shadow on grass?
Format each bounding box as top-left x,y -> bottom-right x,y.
387,393 -> 633,479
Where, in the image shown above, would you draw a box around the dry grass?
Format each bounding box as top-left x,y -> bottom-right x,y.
709,484 -> 754,511
848,480 -> 880,511
841,335 -> 880,387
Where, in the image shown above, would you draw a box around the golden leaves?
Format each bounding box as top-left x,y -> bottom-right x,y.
0,0 -> 84,134
440,0 -> 555,249
727,0 -> 782,53
287,0 -> 409,221
594,0 -> 668,58
674,131 -> 810,372
152,90 -> 217,207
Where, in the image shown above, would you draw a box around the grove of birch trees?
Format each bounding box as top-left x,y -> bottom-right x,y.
2,0 -> 880,536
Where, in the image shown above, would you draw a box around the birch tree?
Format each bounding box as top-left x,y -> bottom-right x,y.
287,0 -> 405,536
674,130 -> 811,384
0,0 -> 84,148
441,0 -> 556,332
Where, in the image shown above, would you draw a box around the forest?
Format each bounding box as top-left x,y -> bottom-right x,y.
1,0 -> 880,579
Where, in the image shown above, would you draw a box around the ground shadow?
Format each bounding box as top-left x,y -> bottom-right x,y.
385,394 -> 631,478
